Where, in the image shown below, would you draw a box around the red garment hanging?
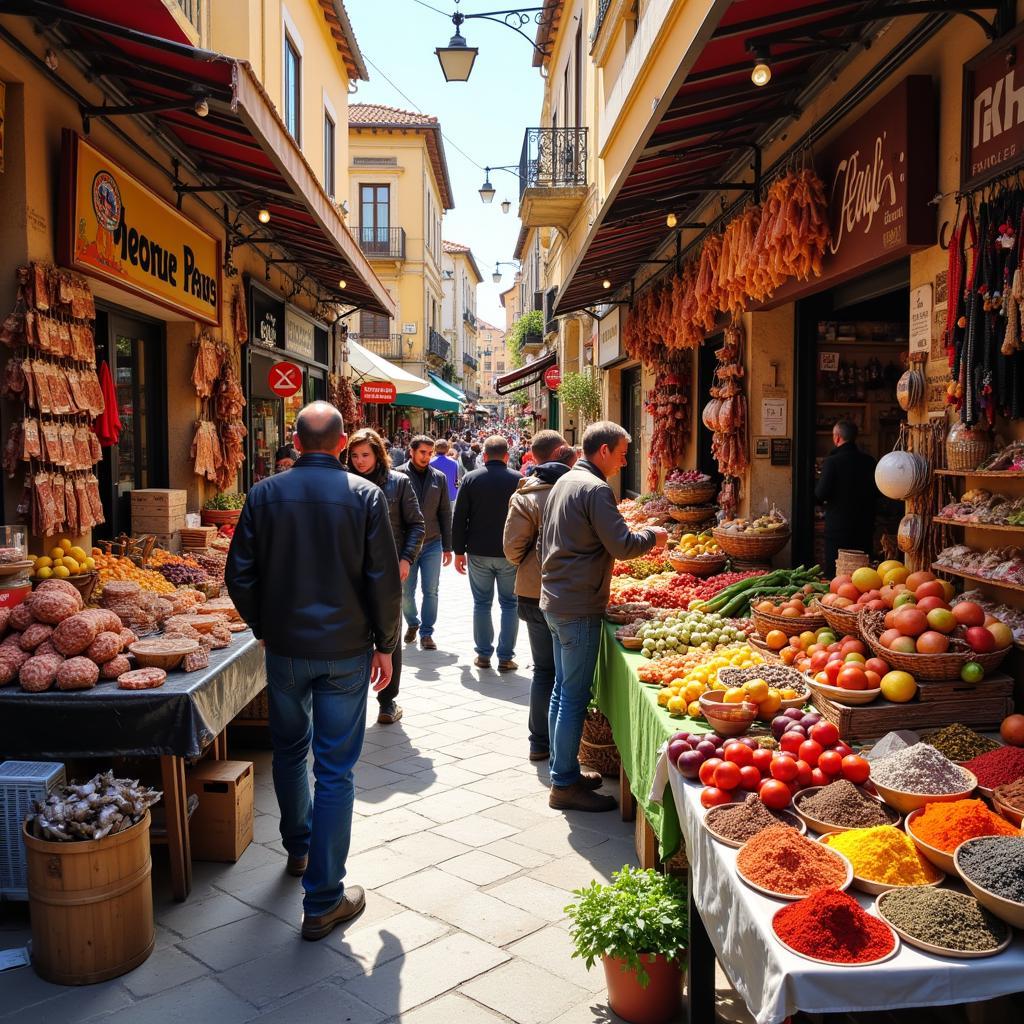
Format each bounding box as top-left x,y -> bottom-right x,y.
93,360 -> 122,447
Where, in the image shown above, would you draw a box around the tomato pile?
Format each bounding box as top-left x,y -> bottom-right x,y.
668,717 -> 871,809
611,570 -> 763,609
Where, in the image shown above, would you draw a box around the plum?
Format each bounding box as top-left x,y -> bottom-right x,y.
676,750 -> 704,779
667,739 -> 692,763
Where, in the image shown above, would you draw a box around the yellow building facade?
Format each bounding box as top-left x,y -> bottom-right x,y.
441,241 -> 482,401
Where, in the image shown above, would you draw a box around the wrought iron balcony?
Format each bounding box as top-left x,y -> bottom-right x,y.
428,328 -> 449,361
352,333 -> 405,361
462,351 -> 478,371
519,128 -> 588,197
357,226 -> 406,259
173,0 -> 203,34
463,309 -> 477,329
590,0 -> 611,46
521,331 -> 544,353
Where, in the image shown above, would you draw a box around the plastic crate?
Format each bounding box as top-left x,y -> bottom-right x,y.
0,760 -> 66,900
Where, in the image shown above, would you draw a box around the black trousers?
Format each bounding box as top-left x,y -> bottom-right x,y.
377,632 -> 402,706
824,530 -> 873,579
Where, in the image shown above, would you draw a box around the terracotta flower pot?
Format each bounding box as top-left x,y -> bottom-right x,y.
201,508 -> 242,527
602,953 -> 685,1024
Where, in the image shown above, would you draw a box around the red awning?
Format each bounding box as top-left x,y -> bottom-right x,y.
555,1 -> 935,315
37,1 -> 394,317
495,351 -> 557,395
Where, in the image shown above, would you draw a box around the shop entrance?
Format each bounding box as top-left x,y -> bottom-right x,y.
621,365 -> 642,496
793,263 -> 909,569
94,307 -> 168,539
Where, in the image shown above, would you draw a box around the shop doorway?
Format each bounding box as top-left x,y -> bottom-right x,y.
793,263 -> 909,568
94,308 -> 168,539
621,365 -> 642,496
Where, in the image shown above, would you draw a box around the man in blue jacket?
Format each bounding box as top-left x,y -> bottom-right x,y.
226,402 -> 401,941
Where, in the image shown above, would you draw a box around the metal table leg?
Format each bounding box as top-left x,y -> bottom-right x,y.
159,755 -> 192,902
687,868 -> 715,1024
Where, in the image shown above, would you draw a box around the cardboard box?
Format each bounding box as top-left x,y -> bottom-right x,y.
131,513 -> 186,535
186,760 -> 253,862
135,531 -> 181,554
131,489 -> 187,513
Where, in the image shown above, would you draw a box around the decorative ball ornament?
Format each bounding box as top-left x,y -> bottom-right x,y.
896,369 -> 925,411
875,450 -> 929,500
897,513 -> 923,553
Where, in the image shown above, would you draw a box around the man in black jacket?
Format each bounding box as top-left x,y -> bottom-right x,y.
226,402 -> 400,941
395,435 -> 452,650
815,419 -> 878,576
453,435 -> 523,670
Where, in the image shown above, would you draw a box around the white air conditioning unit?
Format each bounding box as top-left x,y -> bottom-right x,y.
0,761 -> 66,900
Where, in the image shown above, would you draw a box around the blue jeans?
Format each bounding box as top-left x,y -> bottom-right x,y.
544,612 -> 604,787
265,649 -> 371,916
519,601 -> 555,753
403,538 -> 442,638
466,554 -> 519,661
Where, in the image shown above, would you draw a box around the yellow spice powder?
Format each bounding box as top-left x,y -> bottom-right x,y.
823,825 -> 941,885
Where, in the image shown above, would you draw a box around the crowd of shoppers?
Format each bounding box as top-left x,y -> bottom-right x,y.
226,407 -> 659,939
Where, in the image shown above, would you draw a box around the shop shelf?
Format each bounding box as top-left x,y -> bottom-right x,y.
931,563 -> 1024,595
933,517 -> 1024,533
817,401 -> 868,407
934,469 -> 1024,479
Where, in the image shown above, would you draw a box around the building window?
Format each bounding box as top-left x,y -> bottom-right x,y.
323,111 -> 336,198
360,184 -> 390,251
284,36 -> 301,142
360,311 -> 390,339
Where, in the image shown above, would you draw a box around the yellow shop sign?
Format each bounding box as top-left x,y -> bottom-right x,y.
59,131 -> 221,324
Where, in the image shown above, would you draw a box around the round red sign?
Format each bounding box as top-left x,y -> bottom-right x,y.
361,381 -> 398,404
268,361 -> 303,398
543,365 -> 562,390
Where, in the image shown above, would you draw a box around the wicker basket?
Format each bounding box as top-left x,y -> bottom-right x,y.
668,553 -> 727,577
578,739 -> 621,778
664,480 -> 718,506
32,570 -> 98,606
836,550 -> 870,577
751,606 -> 826,636
814,600 -> 861,638
713,528 -> 790,561
945,423 -> 992,472
858,609 -> 1010,681
238,690 -> 270,721
746,635 -> 782,661
582,708 -> 614,746
668,505 -> 718,524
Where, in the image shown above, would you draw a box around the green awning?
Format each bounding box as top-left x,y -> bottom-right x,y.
392,380 -> 461,412
429,373 -> 467,402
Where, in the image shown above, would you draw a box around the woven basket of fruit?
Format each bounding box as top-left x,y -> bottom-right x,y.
581,707 -> 614,746
668,505 -> 717,524
668,553 -> 727,577
32,570 -> 98,605
751,605 -> 826,636
664,479 -> 718,506
814,600 -> 862,639
858,609 -> 1010,681
714,527 -> 791,560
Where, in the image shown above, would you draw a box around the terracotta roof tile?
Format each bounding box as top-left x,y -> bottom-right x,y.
442,240 -> 471,253
349,104 -> 439,126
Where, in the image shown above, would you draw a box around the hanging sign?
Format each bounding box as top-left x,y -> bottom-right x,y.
268,361 -> 303,398
909,284 -> 933,355
765,77 -> 936,308
598,309 -> 624,367
962,23 -> 1024,191
58,130 -> 221,324
361,381 -> 397,404
543,365 -> 562,390
284,307 -> 316,361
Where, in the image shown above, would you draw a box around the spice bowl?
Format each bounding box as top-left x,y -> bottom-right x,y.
698,692 -> 758,737
737,843 -> 854,901
993,793 -> 1024,829
793,785 -> 900,836
903,808 -> 960,876
816,834 -> 945,896
807,679 -> 881,707
770,903 -> 900,967
870,770 -> 978,815
954,837 -> 1024,928
702,802 -> 806,849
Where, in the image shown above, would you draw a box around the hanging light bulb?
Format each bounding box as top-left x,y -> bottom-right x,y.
666,212 -> 677,228
258,208 -> 271,224
750,44 -> 771,87
602,277 -> 611,289
338,278 -> 347,289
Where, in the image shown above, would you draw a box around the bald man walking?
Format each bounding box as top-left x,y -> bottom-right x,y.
227,402 -> 401,940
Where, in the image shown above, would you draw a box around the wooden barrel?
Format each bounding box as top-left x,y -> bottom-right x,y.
24,811 -> 154,985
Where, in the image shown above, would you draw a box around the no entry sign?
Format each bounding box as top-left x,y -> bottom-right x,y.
361,380 -> 398,404
543,365 -> 562,390
268,361 -> 303,398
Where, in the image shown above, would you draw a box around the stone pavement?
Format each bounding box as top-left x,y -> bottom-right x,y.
0,564 -> 752,1024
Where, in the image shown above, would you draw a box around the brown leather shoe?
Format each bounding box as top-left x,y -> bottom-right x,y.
549,782 -> 617,813
286,854 -> 308,877
420,636 -> 437,650
497,659 -> 518,672
404,625 -> 418,643
579,769 -> 604,791
474,655 -> 491,668
529,749 -> 550,762
301,885 -> 366,940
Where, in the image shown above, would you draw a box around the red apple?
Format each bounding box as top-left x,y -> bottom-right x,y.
965,626 -> 996,653
916,630 -> 950,655
914,580 -> 946,601
915,596 -> 948,613
825,660 -> 844,685
865,657 -> 890,676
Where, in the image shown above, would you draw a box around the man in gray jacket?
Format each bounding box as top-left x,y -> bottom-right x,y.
540,421 -> 666,812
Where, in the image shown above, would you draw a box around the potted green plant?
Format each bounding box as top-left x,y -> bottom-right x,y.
557,368 -> 603,422
201,491 -> 246,527
565,866 -> 688,1024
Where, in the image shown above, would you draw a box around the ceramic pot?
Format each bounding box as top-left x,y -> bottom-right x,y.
602,953 -> 685,1024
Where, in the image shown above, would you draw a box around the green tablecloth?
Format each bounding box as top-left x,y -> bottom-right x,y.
593,623 -> 714,860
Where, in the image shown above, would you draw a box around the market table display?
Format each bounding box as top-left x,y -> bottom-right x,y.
0,634 -> 265,901
657,755 -> 1024,1024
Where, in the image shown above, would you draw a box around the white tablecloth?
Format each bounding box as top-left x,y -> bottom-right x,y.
655,752 -> 1024,1024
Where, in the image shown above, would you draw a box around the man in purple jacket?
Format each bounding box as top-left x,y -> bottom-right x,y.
431,439 -> 459,500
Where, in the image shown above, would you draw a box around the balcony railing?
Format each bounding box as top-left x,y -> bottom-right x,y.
428,329 -> 449,361
462,352 -> 478,371
590,0 -> 611,46
352,333 -> 405,361
463,309 -> 477,329
519,127 -> 588,198
173,0 -> 203,34
356,226 -> 406,259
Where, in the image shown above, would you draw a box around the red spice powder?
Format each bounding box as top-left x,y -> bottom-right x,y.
964,746 -> 1024,789
736,825 -> 848,896
774,888 -> 895,964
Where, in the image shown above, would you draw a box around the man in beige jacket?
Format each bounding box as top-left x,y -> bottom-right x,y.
503,431 -> 576,762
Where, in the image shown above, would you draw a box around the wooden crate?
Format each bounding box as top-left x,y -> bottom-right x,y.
915,672 -> 1014,704
132,513 -> 186,535
131,489 -> 187,512
811,688 -> 1015,743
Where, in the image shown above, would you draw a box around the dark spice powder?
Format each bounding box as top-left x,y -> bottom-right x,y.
798,780 -> 893,828
957,836 -> 1024,903
878,886 -> 1008,952
706,794 -> 799,843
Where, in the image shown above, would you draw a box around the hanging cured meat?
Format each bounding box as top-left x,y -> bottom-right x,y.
645,357 -> 692,491
702,319 -> 749,512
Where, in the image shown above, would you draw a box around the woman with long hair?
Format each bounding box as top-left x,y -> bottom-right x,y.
347,428 -> 425,724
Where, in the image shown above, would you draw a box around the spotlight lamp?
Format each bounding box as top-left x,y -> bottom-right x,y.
666,212 -> 677,228
338,279 -> 347,289
258,208 -> 271,224
602,277 -> 612,290
750,43 -> 771,87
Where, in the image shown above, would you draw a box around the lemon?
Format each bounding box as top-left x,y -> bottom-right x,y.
746,679 -> 769,702
70,546 -> 88,563
84,557 -> 96,570
36,566 -> 53,579
667,695 -> 687,716
683,681 -> 705,703
49,547 -> 64,560
687,700 -> 703,717
62,557 -> 80,574
53,565 -> 71,578
59,539 -> 72,552
724,686 -> 748,704
36,556 -> 52,568
657,689 -> 671,706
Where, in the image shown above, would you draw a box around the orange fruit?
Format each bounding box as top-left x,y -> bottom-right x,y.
764,630 -> 788,651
